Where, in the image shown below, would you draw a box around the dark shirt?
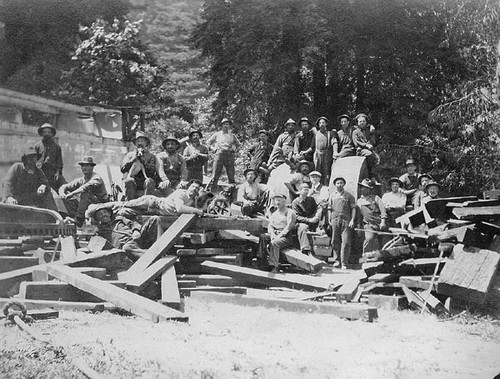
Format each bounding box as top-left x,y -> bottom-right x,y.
35,139 -> 63,174
292,196 -> 321,225
248,142 -> 273,169
64,173 -> 108,201
121,150 -> 158,186
3,162 -> 48,203
337,128 -> 355,155
294,130 -> 315,160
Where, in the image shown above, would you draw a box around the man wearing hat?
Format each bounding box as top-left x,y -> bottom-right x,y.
284,160 -> 313,200
308,171 -> 329,206
157,136 -> 188,196
34,123 -> 65,191
257,193 -> 297,273
292,183 -> 323,255
357,178 -> 387,254
399,158 -> 420,206
381,177 -> 407,228
313,116 -> 337,184
421,181 -> 440,205
236,168 -> 269,217
86,203 -> 162,261
337,114 -> 355,158
329,176 -> 356,269
183,130 -> 209,183
3,147 -> 57,210
58,156 -> 108,227
267,118 -> 296,168
205,118 -> 241,191
293,117 -> 315,162
120,131 -> 157,200
352,114 -> 379,178
413,173 -> 433,208
247,129 -> 273,183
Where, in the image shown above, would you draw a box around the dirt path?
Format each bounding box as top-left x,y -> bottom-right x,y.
1,299 -> 499,378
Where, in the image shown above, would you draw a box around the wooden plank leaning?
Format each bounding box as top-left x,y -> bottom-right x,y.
46,265 -> 188,323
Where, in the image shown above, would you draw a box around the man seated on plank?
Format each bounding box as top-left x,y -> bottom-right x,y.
292,183 -> 323,255
236,168 -> 269,217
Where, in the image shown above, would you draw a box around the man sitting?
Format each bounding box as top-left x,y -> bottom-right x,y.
421,181 -> 440,205
236,168 -> 269,217
381,177 -> 407,228
284,160 -> 313,200
157,136 -> 188,196
59,156 -> 108,226
87,203 -> 163,261
292,183 -> 322,255
34,123 -> 65,191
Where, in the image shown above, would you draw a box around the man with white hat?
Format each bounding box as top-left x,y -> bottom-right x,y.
157,135 -> 188,196
34,123 -> 65,191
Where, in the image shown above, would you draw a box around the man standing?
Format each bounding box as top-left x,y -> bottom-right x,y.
313,116 -> 337,183
183,130 -> 209,183
294,117 -> 315,162
292,183 -> 322,255
399,159 -> 420,206
3,147 -> 57,210
268,118 -> 296,168
87,203 -> 162,261
34,123 -> 65,191
120,131 -> 157,200
237,168 -> 269,217
336,114 -> 355,158
59,156 -> 108,227
248,129 -> 273,183
157,136 -> 188,196
206,118 -> 241,191
329,177 -> 356,269
357,178 -> 387,254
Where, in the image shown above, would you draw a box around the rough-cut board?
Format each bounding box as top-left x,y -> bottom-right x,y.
437,244 -> 500,304
401,285 -> 449,317
336,279 -> 362,302
46,265 -> 188,322
399,276 -> 437,291
186,231 -> 217,245
180,286 -> 248,297
125,256 -> 178,293
435,225 -> 474,241
0,256 -> 40,273
124,214 -> 197,277
283,249 -> 324,272
452,205 -> 500,221
0,298 -> 117,312
190,291 -> 378,322
60,236 -> 78,262
425,196 -> 476,220
177,274 -> 252,287
19,280 -> 105,302
160,266 -> 181,310
218,230 -> 260,244
201,261 -> 356,291
367,294 -> 408,311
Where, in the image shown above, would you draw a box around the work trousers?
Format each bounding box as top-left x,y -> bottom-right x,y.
122,216 -> 162,260
123,177 -> 156,201
241,189 -> 270,217
64,192 -> 105,226
297,223 -> 316,252
363,223 -> 382,254
258,232 -> 294,268
331,217 -> 352,265
211,150 -> 235,187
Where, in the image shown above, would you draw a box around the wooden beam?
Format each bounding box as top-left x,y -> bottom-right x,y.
46,265 -> 188,322
190,291 -> 378,322
160,266 -> 181,310
176,274 -> 252,287
218,229 -> 260,244
336,279 -> 362,302
180,286 -> 248,297
399,276 -> 438,291
146,216 -> 266,235
125,256 -> 178,293
0,298 -> 118,312
0,308 -> 59,321
453,205 -> 500,221
401,285 -> 449,317
283,249 -> 324,272
124,214 -> 197,277
367,294 -> 408,311
19,281 -> 104,302
0,256 -> 40,273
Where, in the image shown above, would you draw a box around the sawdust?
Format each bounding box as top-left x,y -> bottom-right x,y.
1,300 -> 499,378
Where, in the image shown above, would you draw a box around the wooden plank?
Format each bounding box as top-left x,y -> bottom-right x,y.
176,248 -> 197,256
87,236 -> 108,254
283,249 -> 324,272
190,291 -> 378,322
160,266 -> 181,310
0,308 -> 59,321
336,279 -> 361,302
175,254 -> 245,275
177,280 -> 197,288
367,294 -> 408,311
60,236 -> 78,263
401,285 -> 449,316
46,265 -> 188,322
187,231 -> 217,244
124,214 -> 197,276
201,261 -> 343,291
426,196 -> 476,220
435,225 -> 475,241
399,276 -> 438,291
125,256 -> 178,293
0,298 -> 117,312
0,256 -> 40,273
180,286 -> 248,297
453,205 -> 500,221
218,229 -> 259,244
176,274 -> 250,287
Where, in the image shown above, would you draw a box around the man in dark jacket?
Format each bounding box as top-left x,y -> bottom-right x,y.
292,183 -> 322,255
34,123 -> 65,191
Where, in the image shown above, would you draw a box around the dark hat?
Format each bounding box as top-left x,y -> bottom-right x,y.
187,179 -> 203,188
86,203 -> 113,221
299,117 -> 312,126
37,123 -> 56,136
337,114 -> 351,122
309,170 -> 322,177
162,136 -> 181,150
425,181 -> 440,191
243,168 -> 256,177
418,173 -> 433,185
405,159 -> 416,166
295,160 -> 314,171
22,147 -> 38,160
284,118 -> 296,126
220,118 -> 232,126
358,178 -> 375,189
333,176 -> 346,184
388,177 -> 403,186
188,130 -> 203,139
315,116 -> 329,126
132,131 -> 151,146
272,193 -> 287,199
78,156 -> 96,166
354,113 -> 369,121
258,129 -> 269,135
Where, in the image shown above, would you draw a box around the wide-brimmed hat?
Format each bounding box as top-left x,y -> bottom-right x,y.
132,131 -> 151,146
37,123 -> 57,137
388,177 -> 403,186
272,193 -> 287,199
337,114 -> 350,122
309,170 -> 322,177
220,118 -> 232,126
188,130 -> 203,139
358,178 -> 375,189
284,118 -> 296,126
425,181 -> 440,191
333,176 -> 346,184
354,113 -> 369,122
86,203 -> 113,221
22,147 -> 38,160
162,136 -> 181,150
78,156 -> 96,166
243,168 -> 256,177
315,116 -> 329,126
418,173 -> 433,185
258,129 -> 269,136
298,117 -> 312,126
295,160 -> 314,171
405,159 -> 416,167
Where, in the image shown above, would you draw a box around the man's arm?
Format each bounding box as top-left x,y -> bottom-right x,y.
179,156 -> 188,182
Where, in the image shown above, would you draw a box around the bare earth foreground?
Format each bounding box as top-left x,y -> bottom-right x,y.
1,298 -> 499,379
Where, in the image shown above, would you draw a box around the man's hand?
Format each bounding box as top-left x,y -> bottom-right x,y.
380,219 -> 387,230
158,179 -> 171,190
5,197 -> 17,205
37,185 -> 46,195
348,219 -> 355,229
54,171 -> 61,181
132,230 -> 141,240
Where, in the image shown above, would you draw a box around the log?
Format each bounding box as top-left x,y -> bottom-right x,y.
190,291 -> 378,322
46,265 -> 188,322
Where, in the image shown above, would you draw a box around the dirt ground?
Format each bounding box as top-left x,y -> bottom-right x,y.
1,296 -> 500,379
